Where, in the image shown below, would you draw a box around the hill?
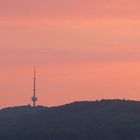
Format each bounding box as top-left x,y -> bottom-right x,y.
1,99 -> 140,140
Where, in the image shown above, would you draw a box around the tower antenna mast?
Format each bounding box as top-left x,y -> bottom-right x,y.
32,67 -> 37,107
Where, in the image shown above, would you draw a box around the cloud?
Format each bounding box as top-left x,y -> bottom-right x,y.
0,0 -> 140,65
1,47 -> 140,65
0,0 -> 140,20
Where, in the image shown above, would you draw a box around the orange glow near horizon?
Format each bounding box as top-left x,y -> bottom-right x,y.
0,0 -> 140,108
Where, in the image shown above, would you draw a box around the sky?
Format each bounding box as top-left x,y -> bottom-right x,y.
0,0 -> 140,108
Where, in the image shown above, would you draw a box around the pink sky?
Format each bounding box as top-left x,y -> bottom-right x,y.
0,0 -> 140,108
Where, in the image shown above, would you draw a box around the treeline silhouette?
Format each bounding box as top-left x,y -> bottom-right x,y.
1,99 -> 140,140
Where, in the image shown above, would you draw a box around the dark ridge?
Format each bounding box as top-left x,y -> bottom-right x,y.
1,105 -> 48,112
1,99 -> 140,140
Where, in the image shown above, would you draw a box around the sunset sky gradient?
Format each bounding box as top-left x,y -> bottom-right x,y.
0,0 -> 140,108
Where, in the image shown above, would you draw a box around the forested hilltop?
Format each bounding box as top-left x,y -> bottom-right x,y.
1,99 -> 140,140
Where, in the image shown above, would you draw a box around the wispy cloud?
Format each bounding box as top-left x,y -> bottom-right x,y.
0,0 -> 140,20
1,47 -> 140,65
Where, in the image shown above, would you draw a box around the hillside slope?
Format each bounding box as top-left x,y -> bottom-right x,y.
0,100 -> 140,140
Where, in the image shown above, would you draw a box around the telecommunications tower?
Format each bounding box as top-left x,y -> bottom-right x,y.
32,68 -> 38,107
